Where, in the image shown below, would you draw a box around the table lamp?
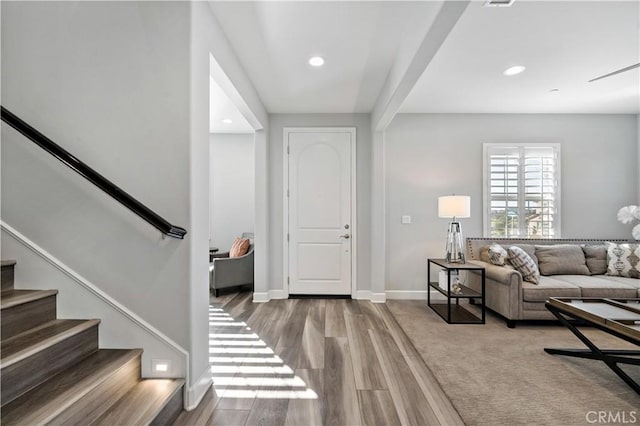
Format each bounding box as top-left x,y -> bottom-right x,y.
438,195 -> 470,263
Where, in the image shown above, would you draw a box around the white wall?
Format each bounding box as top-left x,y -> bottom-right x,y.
637,114 -> 640,204
385,113 -> 639,293
268,114 -> 372,296
190,1 -> 269,406
1,0 -> 270,408
209,133 -> 255,250
188,1 -> 214,407
1,0 -> 191,367
198,2 -> 270,302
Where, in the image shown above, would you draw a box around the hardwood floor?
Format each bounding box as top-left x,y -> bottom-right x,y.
175,292 -> 463,426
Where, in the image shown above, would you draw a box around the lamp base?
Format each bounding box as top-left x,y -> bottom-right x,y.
445,221 -> 465,264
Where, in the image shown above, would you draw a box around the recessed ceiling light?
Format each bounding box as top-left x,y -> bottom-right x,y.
308,56 -> 325,67
503,65 -> 526,76
484,0 -> 515,7
222,118 -> 233,124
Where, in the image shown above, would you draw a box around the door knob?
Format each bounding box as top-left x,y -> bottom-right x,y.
340,234 -> 350,239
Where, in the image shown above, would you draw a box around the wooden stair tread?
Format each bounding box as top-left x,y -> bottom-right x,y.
92,378 -> 185,426
0,349 -> 142,425
1,260 -> 16,268
0,289 -> 58,309
1,319 -> 100,368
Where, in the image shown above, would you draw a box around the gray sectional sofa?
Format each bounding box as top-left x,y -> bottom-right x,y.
465,238 -> 639,327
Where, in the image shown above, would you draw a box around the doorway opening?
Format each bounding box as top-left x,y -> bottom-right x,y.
208,73 -> 255,299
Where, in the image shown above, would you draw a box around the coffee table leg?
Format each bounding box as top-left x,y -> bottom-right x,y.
544,348 -> 640,364
545,306 -> 640,395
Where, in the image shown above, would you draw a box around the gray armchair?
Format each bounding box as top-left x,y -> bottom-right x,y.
209,233 -> 254,297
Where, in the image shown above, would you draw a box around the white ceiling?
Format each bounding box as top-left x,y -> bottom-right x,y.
210,1 -> 639,115
209,1 -> 443,113
209,76 -> 253,134
400,1 -> 640,114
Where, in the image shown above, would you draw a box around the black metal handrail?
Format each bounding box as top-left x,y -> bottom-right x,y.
1,106 -> 187,239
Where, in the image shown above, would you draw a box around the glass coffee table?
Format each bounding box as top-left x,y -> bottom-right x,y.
545,297 -> 640,394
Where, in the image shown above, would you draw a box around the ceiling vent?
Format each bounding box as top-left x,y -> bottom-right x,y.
484,0 -> 515,7
588,63 -> 640,83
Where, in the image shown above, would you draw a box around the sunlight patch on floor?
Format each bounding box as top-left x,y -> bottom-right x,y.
208,321 -> 249,327
209,355 -> 284,364
209,339 -> 267,347
209,302 -> 318,400
209,333 -> 259,339
211,365 -> 294,375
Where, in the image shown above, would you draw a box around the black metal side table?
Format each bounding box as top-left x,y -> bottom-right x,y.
427,259 -> 485,324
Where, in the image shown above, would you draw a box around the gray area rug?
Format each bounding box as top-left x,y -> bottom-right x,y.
387,301 -> 640,426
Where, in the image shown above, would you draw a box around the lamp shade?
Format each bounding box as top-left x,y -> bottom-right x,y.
438,195 -> 470,218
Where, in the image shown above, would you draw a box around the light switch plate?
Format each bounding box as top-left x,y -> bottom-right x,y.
401,215 -> 411,224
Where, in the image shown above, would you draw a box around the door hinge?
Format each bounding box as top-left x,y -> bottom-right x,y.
287,189 -> 289,197
287,277 -> 290,284
287,146 -> 290,154
287,233 -> 290,242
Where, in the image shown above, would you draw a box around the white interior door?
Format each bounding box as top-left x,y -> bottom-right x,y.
286,129 -> 354,295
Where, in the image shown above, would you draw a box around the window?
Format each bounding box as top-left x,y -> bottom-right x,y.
483,143 -> 561,238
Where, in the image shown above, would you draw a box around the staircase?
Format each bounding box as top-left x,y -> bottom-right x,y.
0,260 -> 185,425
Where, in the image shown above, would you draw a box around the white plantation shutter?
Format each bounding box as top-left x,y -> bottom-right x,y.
483,144 -> 561,238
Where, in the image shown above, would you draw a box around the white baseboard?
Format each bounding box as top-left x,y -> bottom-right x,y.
185,367 -> 213,410
386,290 -> 427,300
354,291 -> 385,302
354,290 -> 371,300
252,292 -> 270,302
370,292 -> 386,303
386,290 -> 445,300
253,289 -> 287,302
270,289 -> 287,299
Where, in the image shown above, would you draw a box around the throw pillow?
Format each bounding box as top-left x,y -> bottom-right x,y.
605,242 -> 640,279
513,244 -> 539,266
535,245 -> 590,276
488,244 -> 509,266
479,246 -> 492,264
508,246 -> 540,284
230,238 -> 251,258
582,245 -> 608,275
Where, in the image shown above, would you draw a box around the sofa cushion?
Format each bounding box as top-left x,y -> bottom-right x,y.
552,275 -> 638,298
582,244 -> 608,275
600,276 -> 640,296
522,276 -> 581,302
535,244 -> 590,276
508,246 -> 540,284
599,275 -> 640,286
605,242 -> 640,279
488,244 -> 509,266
